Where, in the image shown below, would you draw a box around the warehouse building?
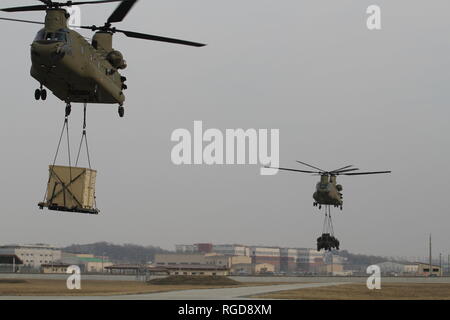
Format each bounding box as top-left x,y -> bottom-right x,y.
408,263 -> 442,277
205,253 -> 252,274
249,246 -> 281,272
165,264 -> 229,276
254,263 -> 276,274
0,244 -> 61,270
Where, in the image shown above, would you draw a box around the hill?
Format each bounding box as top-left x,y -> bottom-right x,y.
63,242 -> 170,263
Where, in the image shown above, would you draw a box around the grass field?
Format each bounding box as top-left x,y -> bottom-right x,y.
0,277 -> 286,296
252,283 -> 450,300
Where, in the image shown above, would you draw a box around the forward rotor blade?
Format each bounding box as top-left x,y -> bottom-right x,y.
343,171 -> 391,176
107,0 -> 137,23
296,160 -> 326,172
330,165 -> 353,173
116,29 -> 206,47
265,166 -> 319,174
0,17 -> 45,25
1,5 -> 47,12
1,1 -> 122,12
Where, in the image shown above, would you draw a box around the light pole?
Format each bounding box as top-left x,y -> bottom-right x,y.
429,234 -> 432,277
448,254 -> 450,276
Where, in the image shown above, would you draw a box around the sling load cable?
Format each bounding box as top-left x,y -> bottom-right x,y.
328,206 -> 334,236
41,111 -> 73,207
75,102 -> 97,210
76,102 -> 92,169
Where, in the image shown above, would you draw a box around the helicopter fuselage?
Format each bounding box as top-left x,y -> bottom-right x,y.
313,175 -> 343,207
30,9 -> 125,105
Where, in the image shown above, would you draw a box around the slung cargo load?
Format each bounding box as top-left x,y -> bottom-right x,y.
38,165 -> 99,215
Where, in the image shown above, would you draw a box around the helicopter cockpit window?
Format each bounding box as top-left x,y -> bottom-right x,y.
34,30 -> 68,43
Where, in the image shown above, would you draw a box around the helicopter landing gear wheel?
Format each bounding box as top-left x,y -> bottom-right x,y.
41,89 -> 47,101
65,103 -> 72,117
118,106 -> 124,118
34,89 -> 41,100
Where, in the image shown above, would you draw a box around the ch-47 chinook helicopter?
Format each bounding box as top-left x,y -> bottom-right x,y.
270,161 -> 391,210
0,0 -> 206,118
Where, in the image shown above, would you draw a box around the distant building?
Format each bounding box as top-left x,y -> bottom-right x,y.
105,264 -> 167,275
377,261 -> 406,275
195,243 -> 213,253
175,243 -> 328,274
280,248 -> 297,273
175,243 -> 214,254
321,254 -> 347,275
212,244 -> 250,257
403,264 -> 420,274
205,253 -> 252,274
0,244 -> 61,270
249,246 -> 281,272
411,263 -> 442,277
254,263 -> 275,274
155,253 -> 206,266
175,244 -> 198,253
165,264 -> 229,276
60,252 -> 113,273
0,254 -> 23,273
41,263 -> 71,274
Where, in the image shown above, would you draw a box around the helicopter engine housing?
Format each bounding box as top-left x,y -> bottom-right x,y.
107,50 -> 127,70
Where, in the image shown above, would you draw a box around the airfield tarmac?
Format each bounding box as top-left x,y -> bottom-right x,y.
1,275 -> 450,300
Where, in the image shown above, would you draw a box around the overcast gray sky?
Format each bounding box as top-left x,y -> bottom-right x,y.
0,0 -> 449,259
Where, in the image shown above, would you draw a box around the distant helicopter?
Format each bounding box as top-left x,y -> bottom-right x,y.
269,161 -> 391,210
0,0 -> 206,118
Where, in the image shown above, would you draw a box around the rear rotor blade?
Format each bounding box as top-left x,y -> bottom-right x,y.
265,166 -> 320,174
330,165 -> 353,173
296,160 -> 326,173
0,17 -> 44,25
107,0 -> 137,23
116,29 -> 206,47
333,168 -> 360,174
343,171 -> 391,176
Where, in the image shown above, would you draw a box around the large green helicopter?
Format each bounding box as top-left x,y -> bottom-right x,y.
0,0 -> 205,117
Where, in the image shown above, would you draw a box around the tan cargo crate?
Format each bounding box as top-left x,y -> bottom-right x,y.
38,165 -> 99,214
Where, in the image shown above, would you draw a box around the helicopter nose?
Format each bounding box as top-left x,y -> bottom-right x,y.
31,42 -> 66,66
